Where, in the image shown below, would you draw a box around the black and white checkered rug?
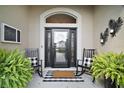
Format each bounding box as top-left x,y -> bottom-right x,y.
43,70 -> 84,82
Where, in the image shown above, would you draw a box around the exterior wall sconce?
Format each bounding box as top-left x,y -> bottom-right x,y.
100,33 -> 104,45
108,17 -> 123,37
100,28 -> 109,45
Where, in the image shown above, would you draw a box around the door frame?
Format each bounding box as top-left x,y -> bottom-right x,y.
45,28 -> 77,68
40,8 -> 82,77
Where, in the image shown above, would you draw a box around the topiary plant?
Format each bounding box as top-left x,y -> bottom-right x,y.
0,48 -> 33,88
91,52 -> 124,88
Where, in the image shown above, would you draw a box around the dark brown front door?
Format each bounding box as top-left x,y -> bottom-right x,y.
45,28 -> 77,68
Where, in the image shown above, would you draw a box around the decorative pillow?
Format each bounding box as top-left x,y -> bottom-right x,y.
28,57 -> 38,66
83,57 -> 93,68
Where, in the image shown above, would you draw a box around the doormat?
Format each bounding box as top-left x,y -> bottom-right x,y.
53,71 -> 75,78
43,70 -> 84,82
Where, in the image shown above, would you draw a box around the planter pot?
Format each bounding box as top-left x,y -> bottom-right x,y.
104,77 -> 116,88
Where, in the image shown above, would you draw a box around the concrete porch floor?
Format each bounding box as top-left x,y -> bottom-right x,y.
28,72 -> 104,88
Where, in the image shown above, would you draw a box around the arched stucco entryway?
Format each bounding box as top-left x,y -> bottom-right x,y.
40,7 -> 82,71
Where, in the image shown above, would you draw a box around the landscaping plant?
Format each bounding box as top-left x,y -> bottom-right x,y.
91,52 -> 124,87
0,48 -> 33,88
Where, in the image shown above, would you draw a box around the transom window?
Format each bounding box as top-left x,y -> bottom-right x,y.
46,14 -> 76,23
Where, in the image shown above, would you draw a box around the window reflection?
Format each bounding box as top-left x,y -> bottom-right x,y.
54,31 -> 68,63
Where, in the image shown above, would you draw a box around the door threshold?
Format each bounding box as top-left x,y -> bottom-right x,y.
45,67 -> 76,71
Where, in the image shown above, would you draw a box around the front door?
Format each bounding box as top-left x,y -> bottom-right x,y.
45,28 -> 76,68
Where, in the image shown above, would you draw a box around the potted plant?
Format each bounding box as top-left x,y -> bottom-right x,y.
0,48 -> 33,88
91,52 -> 124,88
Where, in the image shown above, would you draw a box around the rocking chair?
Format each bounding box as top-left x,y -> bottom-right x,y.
25,48 -> 42,77
76,48 -> 96,76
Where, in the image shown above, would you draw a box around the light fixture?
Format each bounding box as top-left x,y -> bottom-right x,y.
110,29 -> 114,34
100,33 -> 104,45
100,28 -> 109,45
100,39 -> 104,43
108,17 -> 123,37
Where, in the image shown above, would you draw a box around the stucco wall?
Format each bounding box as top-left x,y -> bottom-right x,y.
94,5 -> 124,53
0,5 -> 29,50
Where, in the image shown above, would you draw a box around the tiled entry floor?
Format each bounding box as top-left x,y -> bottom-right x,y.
28,73 -> 104,88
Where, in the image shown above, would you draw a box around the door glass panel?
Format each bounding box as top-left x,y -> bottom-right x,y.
45,31 -> 52,67
54,31 -> 68,64
70,32 -> 75,65
47,32 -> 51,66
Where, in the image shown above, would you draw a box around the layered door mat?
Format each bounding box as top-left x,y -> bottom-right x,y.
43,70 -> 84,82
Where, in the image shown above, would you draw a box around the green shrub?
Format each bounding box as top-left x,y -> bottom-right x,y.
91,52 -> 124,87
0,48 -> 33,88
